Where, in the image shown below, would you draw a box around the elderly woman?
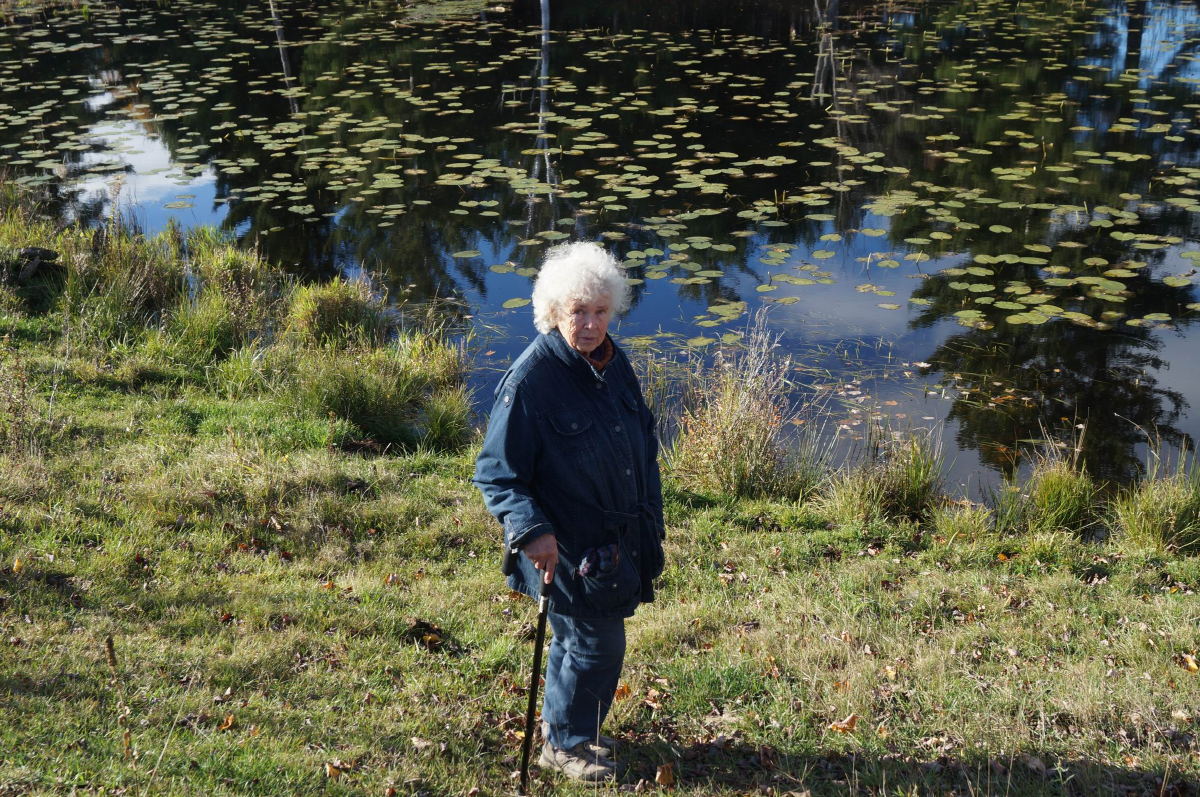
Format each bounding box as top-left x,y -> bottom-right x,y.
474,241 -> 665,782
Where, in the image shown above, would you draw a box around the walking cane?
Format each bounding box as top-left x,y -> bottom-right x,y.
518,576 -> 551,796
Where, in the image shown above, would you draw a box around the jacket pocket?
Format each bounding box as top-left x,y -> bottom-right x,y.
547,409 -> 596,461
572,542 -> 641,615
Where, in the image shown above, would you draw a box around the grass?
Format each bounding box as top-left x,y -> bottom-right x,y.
1,187 -> 1198,795
1112,451 -> 1200,555
667,313 -> 830,502
821,425 -> 945,526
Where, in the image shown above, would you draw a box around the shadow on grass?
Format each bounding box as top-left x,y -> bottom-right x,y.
615,736 -> 1198,796
663,485 -> 725,512
0,567 -> 83,611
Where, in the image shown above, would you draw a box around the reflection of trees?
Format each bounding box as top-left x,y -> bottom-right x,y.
8,0 -> 1200,480
854,0 -> 1200,479
511,0 -> 874,39
911,269 -> 1192,481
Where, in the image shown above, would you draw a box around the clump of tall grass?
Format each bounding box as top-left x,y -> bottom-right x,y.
991,443 -> 1099,537
284,332 -> 467,450
56,218 -> 186,343
1025,455 -> 1098,536
930,500 -> 993,542
159,286 -> 241,367
822,425 -> 944,524
283,277 -> 389,346
184,227 -> 282,335
666,312 -> 828,501
1111,450 -> 1200,554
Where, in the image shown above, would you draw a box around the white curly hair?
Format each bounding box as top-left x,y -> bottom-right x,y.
531,241 -> 631,334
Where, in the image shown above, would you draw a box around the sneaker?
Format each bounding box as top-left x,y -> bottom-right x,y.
541,721 -> 618,757
538,741 -> 617,782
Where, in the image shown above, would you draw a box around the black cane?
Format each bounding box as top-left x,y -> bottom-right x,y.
518,576 -> 551,795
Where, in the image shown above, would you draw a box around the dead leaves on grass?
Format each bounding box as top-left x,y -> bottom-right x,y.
400,617 -> 462,655
828,713 -> 859,733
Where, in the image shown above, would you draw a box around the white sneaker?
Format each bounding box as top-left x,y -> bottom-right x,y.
542,721 -> 618,756
538,741 -> 617,782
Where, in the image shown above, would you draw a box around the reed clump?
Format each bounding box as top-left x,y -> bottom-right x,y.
283,277 -> 390,347
822,426 -> 944,525
1112,452 -> 1200,554
991,445 -> 1100,538
666,314 -> 828,502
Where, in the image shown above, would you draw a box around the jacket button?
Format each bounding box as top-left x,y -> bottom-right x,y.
625,468 -> 632,476
571,422 -> 578,430
614,425 -> 621,433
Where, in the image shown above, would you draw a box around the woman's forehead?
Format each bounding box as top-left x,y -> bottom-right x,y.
566,293 -> 612,308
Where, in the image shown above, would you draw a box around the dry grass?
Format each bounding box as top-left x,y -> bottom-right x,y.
667,313 -> 830,502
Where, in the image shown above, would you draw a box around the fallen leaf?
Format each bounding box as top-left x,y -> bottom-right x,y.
613,682 -> 632,700
11,557 -> 23,574
829,713 -> 859,733
655,762 -> 675,787
324,762 -> 341,779
1181,653 -> 1199,673
411,737 -> 434,751
218,714 -> 235,732
385,573 -> 400,586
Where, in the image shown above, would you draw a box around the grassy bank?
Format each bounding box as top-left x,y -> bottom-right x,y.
2,187 -> 1198,796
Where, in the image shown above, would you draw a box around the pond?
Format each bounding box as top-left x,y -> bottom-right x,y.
2,0 -> 1199,489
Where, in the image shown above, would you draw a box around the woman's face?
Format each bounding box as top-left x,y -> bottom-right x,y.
556,295 -> 611,354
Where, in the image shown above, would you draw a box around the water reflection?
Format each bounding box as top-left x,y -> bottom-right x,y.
0,0 -> 1198,482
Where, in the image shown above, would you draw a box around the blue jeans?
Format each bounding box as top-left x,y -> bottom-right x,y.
541,612 -> 626,751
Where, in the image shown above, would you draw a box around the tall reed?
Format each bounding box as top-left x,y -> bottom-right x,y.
667,312 -> 829,501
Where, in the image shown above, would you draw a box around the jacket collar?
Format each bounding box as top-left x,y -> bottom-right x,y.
544,329 -> 612,384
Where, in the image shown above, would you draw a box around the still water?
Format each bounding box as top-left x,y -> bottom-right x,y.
2,0 -> 1198,487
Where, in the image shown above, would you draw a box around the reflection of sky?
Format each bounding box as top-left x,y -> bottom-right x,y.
1153,329 -> 1200,444
72,119 -> 225,231
1088,0 -> 1200,86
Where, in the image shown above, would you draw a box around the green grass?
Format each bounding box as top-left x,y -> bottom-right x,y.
819,424 -> 945,529
1112,453 -> 1200,555
1,188 -> 1198,795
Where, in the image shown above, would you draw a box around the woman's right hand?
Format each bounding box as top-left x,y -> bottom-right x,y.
522,533 -> 558,584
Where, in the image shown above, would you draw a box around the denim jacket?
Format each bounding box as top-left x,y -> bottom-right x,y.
473,330 -> 665,618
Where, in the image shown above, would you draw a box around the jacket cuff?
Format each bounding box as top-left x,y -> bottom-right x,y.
507,521 -> 553,550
